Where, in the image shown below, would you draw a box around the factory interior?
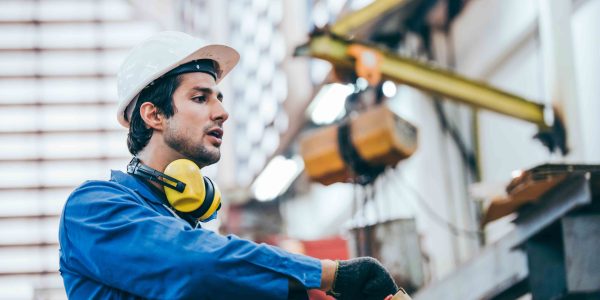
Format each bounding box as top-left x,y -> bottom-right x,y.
0,0 -> 599,299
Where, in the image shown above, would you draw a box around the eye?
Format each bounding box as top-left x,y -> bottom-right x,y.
217,93 -> 224,102
192,95 -> 207,103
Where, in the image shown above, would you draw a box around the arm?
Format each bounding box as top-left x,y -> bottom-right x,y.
286,259 -> 336,299
60,181 -> 321,299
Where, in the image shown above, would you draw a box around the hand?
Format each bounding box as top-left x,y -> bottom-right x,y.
327,257 -> 398,300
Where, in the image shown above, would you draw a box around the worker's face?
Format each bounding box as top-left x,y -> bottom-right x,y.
164,72 -> 229,167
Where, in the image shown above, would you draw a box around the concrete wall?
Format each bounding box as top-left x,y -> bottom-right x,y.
572,0 -> 600,163
452,0 -> 550,183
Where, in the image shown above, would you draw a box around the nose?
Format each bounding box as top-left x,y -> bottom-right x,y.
211,99 -> 229,123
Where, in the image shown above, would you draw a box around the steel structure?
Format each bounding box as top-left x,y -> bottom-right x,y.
413,174 -> 600,299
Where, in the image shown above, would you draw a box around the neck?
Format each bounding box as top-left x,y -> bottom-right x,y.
135,136 -> 185,191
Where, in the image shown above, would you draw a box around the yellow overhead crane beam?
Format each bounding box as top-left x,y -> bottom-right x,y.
327,0 -> 548,128
331,0 -> 409,36
296,32 -> 549,128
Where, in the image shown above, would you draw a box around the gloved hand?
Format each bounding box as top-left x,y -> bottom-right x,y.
326,257 -> 398,300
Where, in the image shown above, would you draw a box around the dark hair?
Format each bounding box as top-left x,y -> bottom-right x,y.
127,75 -> 181,155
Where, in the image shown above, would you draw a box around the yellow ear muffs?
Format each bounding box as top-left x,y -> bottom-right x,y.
162,159 -> 221,221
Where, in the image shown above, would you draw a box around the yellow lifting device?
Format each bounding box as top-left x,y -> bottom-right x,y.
300,105 -> 418,185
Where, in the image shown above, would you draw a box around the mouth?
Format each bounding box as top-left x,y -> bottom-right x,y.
206,127 -> 224,141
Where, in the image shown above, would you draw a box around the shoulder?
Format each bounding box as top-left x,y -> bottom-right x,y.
64,178 -> 143,213
72,179 -> 135,196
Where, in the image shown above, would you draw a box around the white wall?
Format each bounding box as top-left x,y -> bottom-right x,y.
452,0 -> 552,183
280,182 -> 354,239
477,38 -> 551,182
572,0 -> 600,163
385,87 -> 477,278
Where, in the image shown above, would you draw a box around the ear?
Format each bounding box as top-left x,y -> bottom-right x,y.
139,102 -> 165,130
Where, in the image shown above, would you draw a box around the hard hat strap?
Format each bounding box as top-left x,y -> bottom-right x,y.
161,59 -> 219,81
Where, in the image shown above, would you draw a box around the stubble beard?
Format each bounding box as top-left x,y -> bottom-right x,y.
163,123 -> 220,167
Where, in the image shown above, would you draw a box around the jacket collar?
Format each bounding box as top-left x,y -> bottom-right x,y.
110,170 -> 166,205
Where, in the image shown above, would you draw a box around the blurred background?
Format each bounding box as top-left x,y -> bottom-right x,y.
1,0 -> 599,299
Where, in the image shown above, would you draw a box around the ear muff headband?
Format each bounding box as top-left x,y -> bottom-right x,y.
127,157 -> 186,192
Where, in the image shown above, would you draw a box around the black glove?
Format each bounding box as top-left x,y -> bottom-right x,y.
327,257 -> 398,300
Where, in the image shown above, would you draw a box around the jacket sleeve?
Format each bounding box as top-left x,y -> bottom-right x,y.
60,180 -> 321,299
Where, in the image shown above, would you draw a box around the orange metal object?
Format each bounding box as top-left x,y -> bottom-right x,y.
347,44 -> 383,85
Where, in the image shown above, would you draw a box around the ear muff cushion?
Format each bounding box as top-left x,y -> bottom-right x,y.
191,177 -> 221,221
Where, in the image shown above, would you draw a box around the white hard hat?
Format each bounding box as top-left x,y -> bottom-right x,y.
116,31 -> 240,128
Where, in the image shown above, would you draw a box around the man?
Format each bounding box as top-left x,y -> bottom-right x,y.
58,31 -> 400,299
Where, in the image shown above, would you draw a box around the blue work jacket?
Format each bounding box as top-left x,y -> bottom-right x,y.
58,170 -> 321,299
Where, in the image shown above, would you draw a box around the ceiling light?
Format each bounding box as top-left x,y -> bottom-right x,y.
382,80 -> 397,98
252,155 -> 305,201
307,83 -> 354,125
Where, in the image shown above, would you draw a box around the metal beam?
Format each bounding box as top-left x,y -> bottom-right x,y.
0,128 -> 123,136
331,0 -> 408,36
0,47 -> 128,52
0,74 -> 113,80
0,214 -> 60,221
0,185 -> 76,192
0,101 -> 116,108
0,156 -> 130,164
0,242 -> 59,249
0,19 -> 130,25
297,33 -> 548,127
0,270 -> 58,277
